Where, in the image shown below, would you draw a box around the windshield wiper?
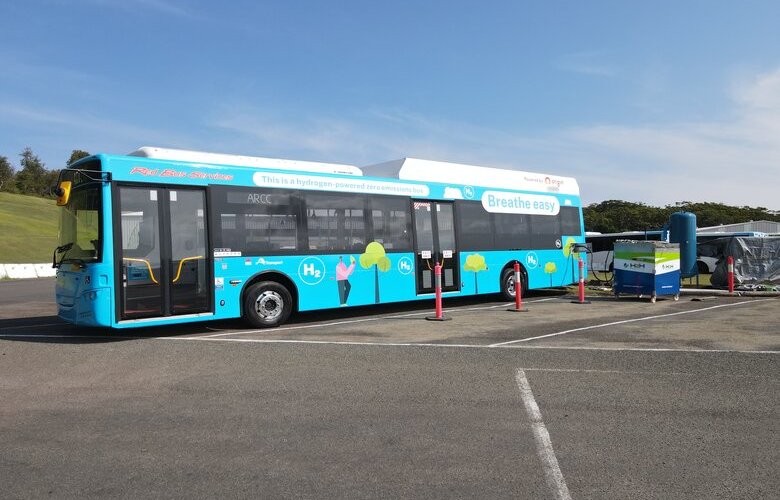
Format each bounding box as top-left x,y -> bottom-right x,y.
52,242 -> 73,269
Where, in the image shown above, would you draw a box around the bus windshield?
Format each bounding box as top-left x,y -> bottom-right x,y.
58,184 -> 102,264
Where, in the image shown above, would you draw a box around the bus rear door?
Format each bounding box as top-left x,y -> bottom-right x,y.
412,200 -> 459,294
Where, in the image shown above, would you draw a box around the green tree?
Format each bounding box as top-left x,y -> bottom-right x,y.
67,149 -> 90,165
463,253 -> 487,293
359,241 -> 391,303
584,199 -> 780,234
43,169 -> 61,197
0,155 -> 15,192
668,201 -> 780,227
15,147 -> 48,196
583,200 -> 666,233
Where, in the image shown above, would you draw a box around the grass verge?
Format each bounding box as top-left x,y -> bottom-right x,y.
0,192 -> 59,263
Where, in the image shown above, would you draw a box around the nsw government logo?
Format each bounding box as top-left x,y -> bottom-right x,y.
525,252 -> 539,269
298,257 -> 326,285
397,256 -> 414,275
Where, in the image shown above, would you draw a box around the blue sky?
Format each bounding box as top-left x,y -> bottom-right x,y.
1,0 -> 779,208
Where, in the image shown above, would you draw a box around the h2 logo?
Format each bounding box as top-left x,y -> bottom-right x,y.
398,256 -> 414,275
298,257 -> 326,285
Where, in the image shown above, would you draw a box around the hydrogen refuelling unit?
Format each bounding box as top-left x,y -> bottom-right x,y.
612,212 -> 696,302
613,240 -> 681,302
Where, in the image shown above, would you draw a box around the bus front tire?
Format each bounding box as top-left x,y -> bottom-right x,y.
500,268 -> 526,302
243,281 -> 292,328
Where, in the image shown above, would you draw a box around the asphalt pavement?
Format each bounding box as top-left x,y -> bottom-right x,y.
1,279 -> 778,499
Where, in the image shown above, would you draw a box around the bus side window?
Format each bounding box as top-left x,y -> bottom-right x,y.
494,213 -> 531,249
529,214 -> 562,249
370,197 -> 412,251
212,188 -> 300,255
456,201 -> 494,251
560,206 -> 582,235
304,193 -> 366,252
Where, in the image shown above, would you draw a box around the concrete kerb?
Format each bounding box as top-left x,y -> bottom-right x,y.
34,264 -> 56,278
0,263 -> 55,279
680,288 -> 780,298
586,285 -> 780,299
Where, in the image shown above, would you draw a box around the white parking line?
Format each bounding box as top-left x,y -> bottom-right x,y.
513,345 -> 780,354
160,337 -> 484,348
515,369 -> 572,500
154,336 -> 780,354
198,298 -> 558,338
2,332 -> 777,354
490,298 -> 776,347
519,367 -> 779,380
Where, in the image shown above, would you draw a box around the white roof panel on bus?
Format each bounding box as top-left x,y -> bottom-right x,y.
361,158 -> 579,196
128,146 -> 363,176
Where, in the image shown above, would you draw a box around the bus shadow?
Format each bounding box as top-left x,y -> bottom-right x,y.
0,290 -> 571,343
276,290 -> 569,326
0,316 -> 134,344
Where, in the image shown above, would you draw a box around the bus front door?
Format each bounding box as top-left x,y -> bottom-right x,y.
412,200 -> 459,294
117,186 -> 211,321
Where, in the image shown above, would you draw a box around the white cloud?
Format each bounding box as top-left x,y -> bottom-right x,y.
734,68 -> 780,112
72,0 -> 193,17
0,103 -> 190,166
208,68 -> 780,210
6,65 -> 777,210
553,51 -> 619,77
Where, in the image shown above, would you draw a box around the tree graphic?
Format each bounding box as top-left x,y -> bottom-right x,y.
463,253 -> 488,294
544,261 -> 557,287
360,241 -> 391,303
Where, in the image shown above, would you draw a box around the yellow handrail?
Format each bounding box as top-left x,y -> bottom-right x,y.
172,256 -> 204,283
122,258 -> 159,284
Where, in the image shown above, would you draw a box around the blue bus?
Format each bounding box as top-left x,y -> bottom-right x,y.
54,147 -> 586,328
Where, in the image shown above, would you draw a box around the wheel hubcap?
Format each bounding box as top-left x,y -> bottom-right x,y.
255,290 -> 284,320
507,276 -> 516,296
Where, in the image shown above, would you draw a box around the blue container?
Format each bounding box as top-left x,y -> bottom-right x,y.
613,240 -> 681,303
669,211 -> 697,278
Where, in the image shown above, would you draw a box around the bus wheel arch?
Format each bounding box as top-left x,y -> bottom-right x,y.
240,271 -> 298,328
500,262 -> 528,301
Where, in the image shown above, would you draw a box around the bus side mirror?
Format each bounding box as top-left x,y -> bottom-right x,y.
570,243 -> 590,254
56,181 -> 72,206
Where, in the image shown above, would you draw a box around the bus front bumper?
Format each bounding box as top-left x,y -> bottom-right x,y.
56,287 -> 112,327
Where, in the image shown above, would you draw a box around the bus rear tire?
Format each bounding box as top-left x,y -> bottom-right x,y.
500,268 -> 526,302
243,281 -> 292,328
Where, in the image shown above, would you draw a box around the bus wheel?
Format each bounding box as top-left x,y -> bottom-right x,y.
500,268 -> 526,302
243,281 -> 292,328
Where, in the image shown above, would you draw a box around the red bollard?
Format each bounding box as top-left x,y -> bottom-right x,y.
727,256 -> 735,293
571,256 -> 591,304
507,261 -> 528,312
426,262 -> 451,321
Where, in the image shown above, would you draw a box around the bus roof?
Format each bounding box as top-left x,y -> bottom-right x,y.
362,157 -> 580,196
122,147 -> 581,198
127,146 -> 363,177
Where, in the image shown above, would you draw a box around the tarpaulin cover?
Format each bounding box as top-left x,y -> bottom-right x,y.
700,237 -> 780,286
